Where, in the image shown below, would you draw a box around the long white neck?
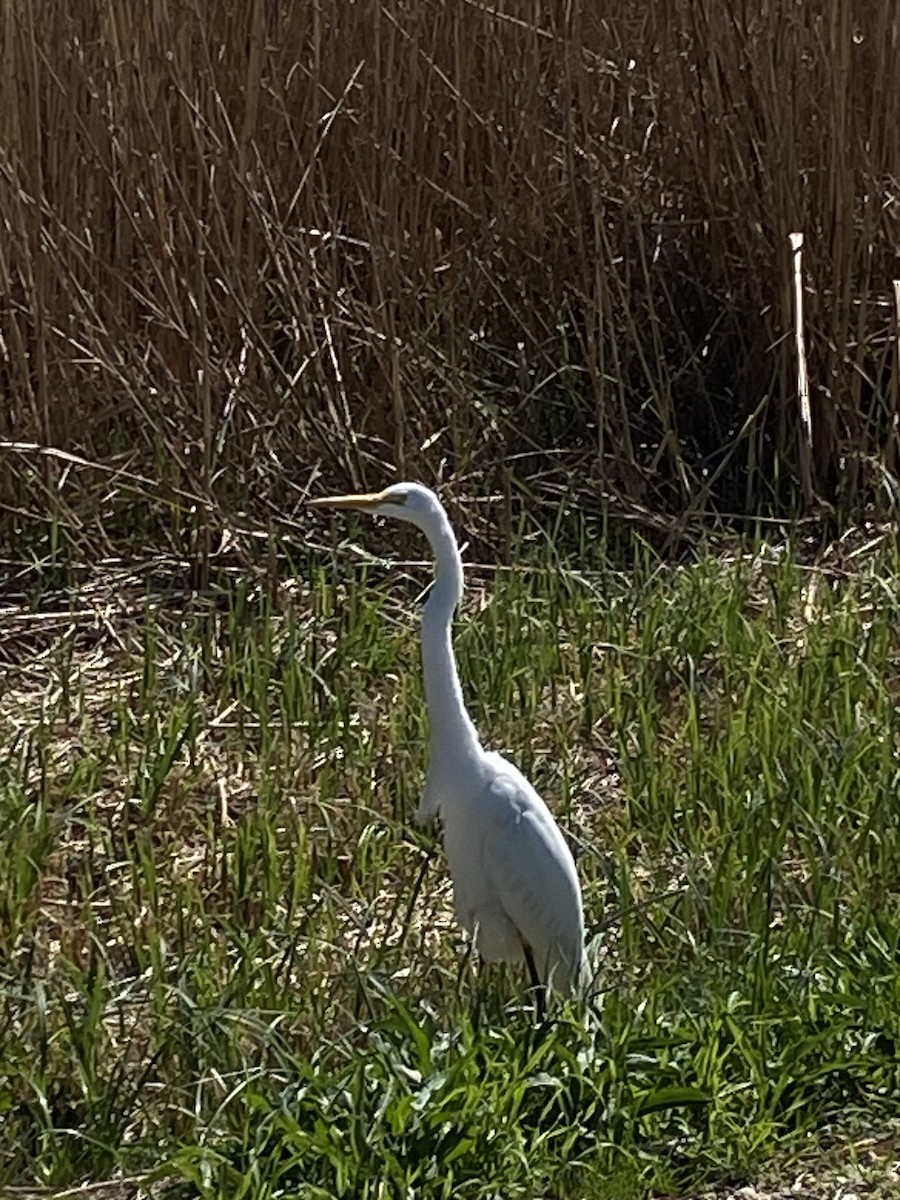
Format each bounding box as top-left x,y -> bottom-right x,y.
418,512 -> 481,759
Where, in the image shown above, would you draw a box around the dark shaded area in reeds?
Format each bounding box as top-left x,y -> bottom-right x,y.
2,1 -> 899,561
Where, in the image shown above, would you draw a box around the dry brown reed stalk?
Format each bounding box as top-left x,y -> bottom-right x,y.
790,233 -> 813,506
0,0 -> 898,566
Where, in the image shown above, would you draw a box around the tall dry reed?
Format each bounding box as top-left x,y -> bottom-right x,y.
1,0 -> 898,561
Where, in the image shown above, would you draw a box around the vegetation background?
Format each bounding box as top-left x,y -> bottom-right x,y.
1,2 -> 900,1198
2,0 -> 900,559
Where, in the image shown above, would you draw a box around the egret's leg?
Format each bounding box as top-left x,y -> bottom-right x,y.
522,943 -> 546,1021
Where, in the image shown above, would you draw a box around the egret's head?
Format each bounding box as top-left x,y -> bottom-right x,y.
309,481 -> 447,534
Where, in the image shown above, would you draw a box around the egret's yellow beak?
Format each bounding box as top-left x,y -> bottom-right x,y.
309,489 -> 396,513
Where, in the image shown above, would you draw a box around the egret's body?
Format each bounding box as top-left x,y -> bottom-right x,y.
311,482 -> 585,1005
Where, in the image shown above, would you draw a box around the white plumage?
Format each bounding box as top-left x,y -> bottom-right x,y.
311,482 -> 585,1009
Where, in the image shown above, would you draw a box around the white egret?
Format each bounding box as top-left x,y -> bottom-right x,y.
311,482 -> 585,1013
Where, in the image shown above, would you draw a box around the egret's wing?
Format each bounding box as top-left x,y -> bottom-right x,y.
477,763 -> 584,991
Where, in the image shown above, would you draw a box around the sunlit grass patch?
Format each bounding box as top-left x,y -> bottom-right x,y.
1,531 -> 899,1194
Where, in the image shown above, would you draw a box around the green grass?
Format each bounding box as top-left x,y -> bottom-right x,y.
1,528 -> 899,1197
